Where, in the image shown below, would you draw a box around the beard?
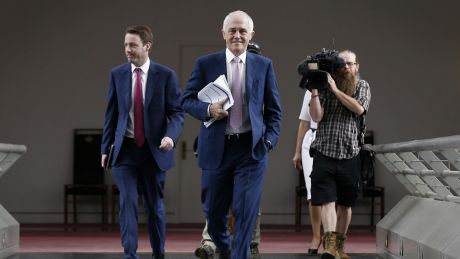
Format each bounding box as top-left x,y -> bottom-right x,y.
335,71 -> 359,97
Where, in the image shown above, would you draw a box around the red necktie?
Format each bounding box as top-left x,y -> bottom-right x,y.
134,68 -> 145,147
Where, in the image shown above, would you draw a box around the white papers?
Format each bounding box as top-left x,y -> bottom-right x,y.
198,75 -> 234,127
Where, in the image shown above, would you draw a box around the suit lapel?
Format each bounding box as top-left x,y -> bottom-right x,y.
145,61 -> 156,109
121,65 -> 132,111
217,51 -> 227,80
245,53 -> 255,105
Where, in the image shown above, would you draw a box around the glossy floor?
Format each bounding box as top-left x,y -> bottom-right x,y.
9,253 -> 378,258
13,225 -> 378,258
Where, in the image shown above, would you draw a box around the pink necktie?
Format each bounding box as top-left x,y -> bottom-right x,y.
134,68 -> 145,147
230,57 -> 243,129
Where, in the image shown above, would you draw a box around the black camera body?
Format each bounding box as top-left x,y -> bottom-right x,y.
297,48 -> 345,91
247,41 -> 262,55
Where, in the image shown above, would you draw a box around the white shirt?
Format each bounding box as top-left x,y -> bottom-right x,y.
299,90 -> 317,200
225,48 -> 247,91
299,90 -> 317,129
125,58 -> 150,138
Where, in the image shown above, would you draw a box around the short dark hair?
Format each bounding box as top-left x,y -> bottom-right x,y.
125,25 -> 153,45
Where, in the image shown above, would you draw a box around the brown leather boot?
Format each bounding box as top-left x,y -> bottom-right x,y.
321,232 -> 339,259
336,233 -> 351,259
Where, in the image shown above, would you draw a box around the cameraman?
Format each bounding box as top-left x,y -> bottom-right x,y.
309,50 -> 370,259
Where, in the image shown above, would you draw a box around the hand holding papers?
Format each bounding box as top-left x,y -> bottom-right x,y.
198,75 -> 234,127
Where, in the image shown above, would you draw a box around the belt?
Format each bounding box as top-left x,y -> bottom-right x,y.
225,131 -> 251,141
123,136 -> 147,147
124,136 -> 135,142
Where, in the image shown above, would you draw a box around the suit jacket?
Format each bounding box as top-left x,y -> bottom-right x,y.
181,51 -> 282,169
101,60 -> 184,171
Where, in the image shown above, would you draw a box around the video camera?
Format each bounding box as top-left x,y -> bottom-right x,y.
247,41 -> 262,55
297,48 -> 345,91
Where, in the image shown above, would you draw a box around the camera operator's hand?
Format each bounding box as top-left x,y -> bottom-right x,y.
326,73 -> 338,93
209,98 -> 229,120
326,73 -> 365,115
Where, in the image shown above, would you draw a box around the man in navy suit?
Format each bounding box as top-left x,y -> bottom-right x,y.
181,11 -> 282,259
101,25 -> 184,259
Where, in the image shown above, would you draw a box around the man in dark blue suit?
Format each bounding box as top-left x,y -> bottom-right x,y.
181,11 -> 282,259
101,25 -> 184,259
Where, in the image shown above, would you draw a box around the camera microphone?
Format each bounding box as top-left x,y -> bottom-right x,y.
297,58 -> 310,75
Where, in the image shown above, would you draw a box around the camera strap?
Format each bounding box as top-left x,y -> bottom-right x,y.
357,114 -> 366,147
356,113 -> 377,187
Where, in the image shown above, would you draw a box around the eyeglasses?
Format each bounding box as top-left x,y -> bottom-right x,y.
344,62 -> 357,67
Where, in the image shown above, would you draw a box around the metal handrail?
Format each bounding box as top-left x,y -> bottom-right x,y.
363,135 -> 460,153
0,143 -> 27,154
363,135 -> 460,203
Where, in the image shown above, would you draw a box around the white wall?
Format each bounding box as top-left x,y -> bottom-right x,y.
0,0 -> 459,225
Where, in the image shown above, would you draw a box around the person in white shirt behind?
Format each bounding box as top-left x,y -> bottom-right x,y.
293,90 -> 322,255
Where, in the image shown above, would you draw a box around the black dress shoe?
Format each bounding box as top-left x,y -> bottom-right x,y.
307,248 -> 318,255
308,239 -> 322,255
219,250 -> 231,259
